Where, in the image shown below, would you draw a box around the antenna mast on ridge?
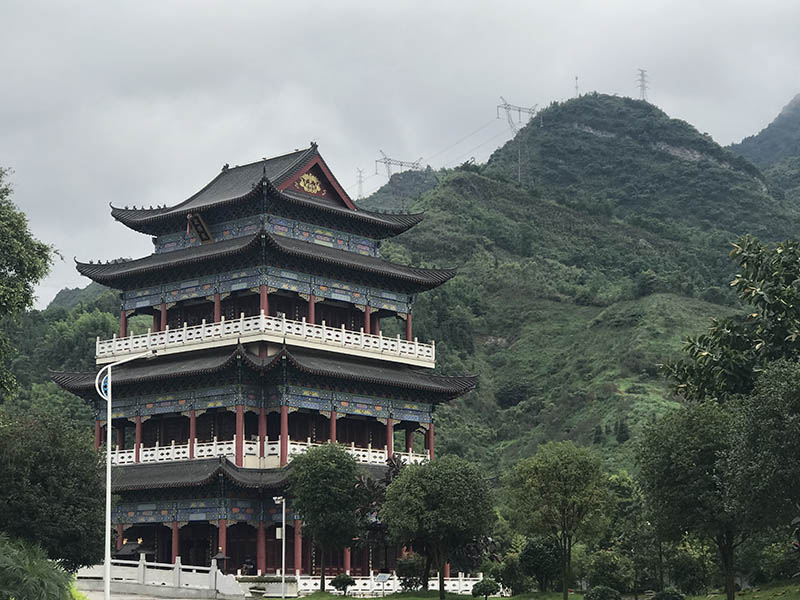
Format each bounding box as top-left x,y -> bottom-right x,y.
637,69 -> 649,101
375,150 -> 423,177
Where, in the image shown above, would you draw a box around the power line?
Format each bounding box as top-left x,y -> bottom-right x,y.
444,128 -> 513,168
423,118 -> 500,163
637,68 -> 649,101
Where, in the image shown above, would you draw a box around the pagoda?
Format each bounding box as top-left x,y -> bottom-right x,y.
53,144 -> 476,578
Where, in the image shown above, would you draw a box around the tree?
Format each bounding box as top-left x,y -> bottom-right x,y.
636,402 -> 754,600
587,549 -> 635,593
735,360 -> 800,526
472,578 -> 500,600
381,455 -> 494,600
505,441 -> 611,600
0,533 -> 72,600
0,407 -> 103,571
667,235 -> 800,402
331,573 -> 356,596
288,443 -> 362,592
0,167 -> 52,396
519,536 -> 560,592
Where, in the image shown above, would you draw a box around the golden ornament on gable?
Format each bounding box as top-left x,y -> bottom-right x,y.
294,173 -> 326,196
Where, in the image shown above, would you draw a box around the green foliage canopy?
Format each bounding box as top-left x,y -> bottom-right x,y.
505,441 -> 611,600
381,455 -> 494,600
0,408 -> 104,572
636,402 -> 753,600
287,443 -> 362,591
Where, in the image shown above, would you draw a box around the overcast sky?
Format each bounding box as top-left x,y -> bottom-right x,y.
2,1 -> 799,308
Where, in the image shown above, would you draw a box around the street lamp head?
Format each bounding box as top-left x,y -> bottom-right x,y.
273,496 -> 284,504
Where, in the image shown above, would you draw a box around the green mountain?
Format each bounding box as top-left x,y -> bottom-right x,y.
730,93 -> 800,167
360,93 -> 797,472
7,93 -> 798,474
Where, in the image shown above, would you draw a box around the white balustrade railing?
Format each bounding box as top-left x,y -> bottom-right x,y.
296,572 -> 484,596
111,437 -> 427,467
96,311 -> 435,365
194,436 -> 235,460
288,439 -> 428,466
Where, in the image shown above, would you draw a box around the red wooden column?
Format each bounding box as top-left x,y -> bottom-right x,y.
117,426 -> 124,450
152,311 -> 160,332
134,416 -> 142,463
280,405 -> 289,466
214,293 -> 221,322
160,302 -> 167,331
235,405 -> 244,467
308,294 -> 316,324
189,410 -> 197,459
405,313 -> 413,341
344,547 -> 351,574
94,420 -> 102,450
330,410 -> 337,443
260,284 -> 269,316
427,423 -> 435,460
294,520 -> 303,575
116,524 -> 124,550
218,519 -> 228,570
259,407 -> 267,458
120,309 -> 128,338
386,418 -> 393,458
444,562 -> 451,578
405,428 -> 414,453
171,522 -> 180,564
257,520 -> 266,575
363,305 -> 371,334
372,314 -> 381,335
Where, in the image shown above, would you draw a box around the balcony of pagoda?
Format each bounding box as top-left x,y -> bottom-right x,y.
109,436 -> 429,468
98,311 -> 434,368
106,411 -> 432,469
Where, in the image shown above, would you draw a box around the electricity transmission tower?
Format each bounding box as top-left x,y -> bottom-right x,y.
374,150 -> 423,177
497,97 -> 538,135
496,97 -> 538,184
575,76 -> 579,98
637,69 -> 649,101
356,168 -> 364,200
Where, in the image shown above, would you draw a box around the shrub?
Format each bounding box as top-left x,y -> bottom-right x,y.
331,573 -> 356,596
396,554 -> 426,591
472,578 -> 501,600
0,534 -> 72,600
587,549 -> 634,593
653,589 -> 685,600
585,585 -> 622,600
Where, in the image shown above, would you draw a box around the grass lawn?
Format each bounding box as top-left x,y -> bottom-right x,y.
688,582 -> 800,600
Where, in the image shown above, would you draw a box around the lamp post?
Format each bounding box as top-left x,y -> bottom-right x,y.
273,496 -> 286,600
95,350 -> 158,600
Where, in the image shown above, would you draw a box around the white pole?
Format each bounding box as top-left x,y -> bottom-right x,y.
281,499 -> 286,600
94,350 -> 157,600
104,365 -> 112,600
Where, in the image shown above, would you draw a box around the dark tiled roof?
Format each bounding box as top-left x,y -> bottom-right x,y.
111,457 -> 288,491
110,148 -> 314,232
112,456 -> 389,492
246,348 -> 478,398
75,233 -> 259,284
279,190 -> 424,233
263,233 -> 455,290
50,348 -> 239,392
52,345 -> 477,399
76,230 -> 455,290
110,146 -> 423,237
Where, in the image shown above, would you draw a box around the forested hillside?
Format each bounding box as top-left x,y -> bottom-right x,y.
359,93 -> 800,471
730,93 -> 800,167
5,92 -> 800,474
